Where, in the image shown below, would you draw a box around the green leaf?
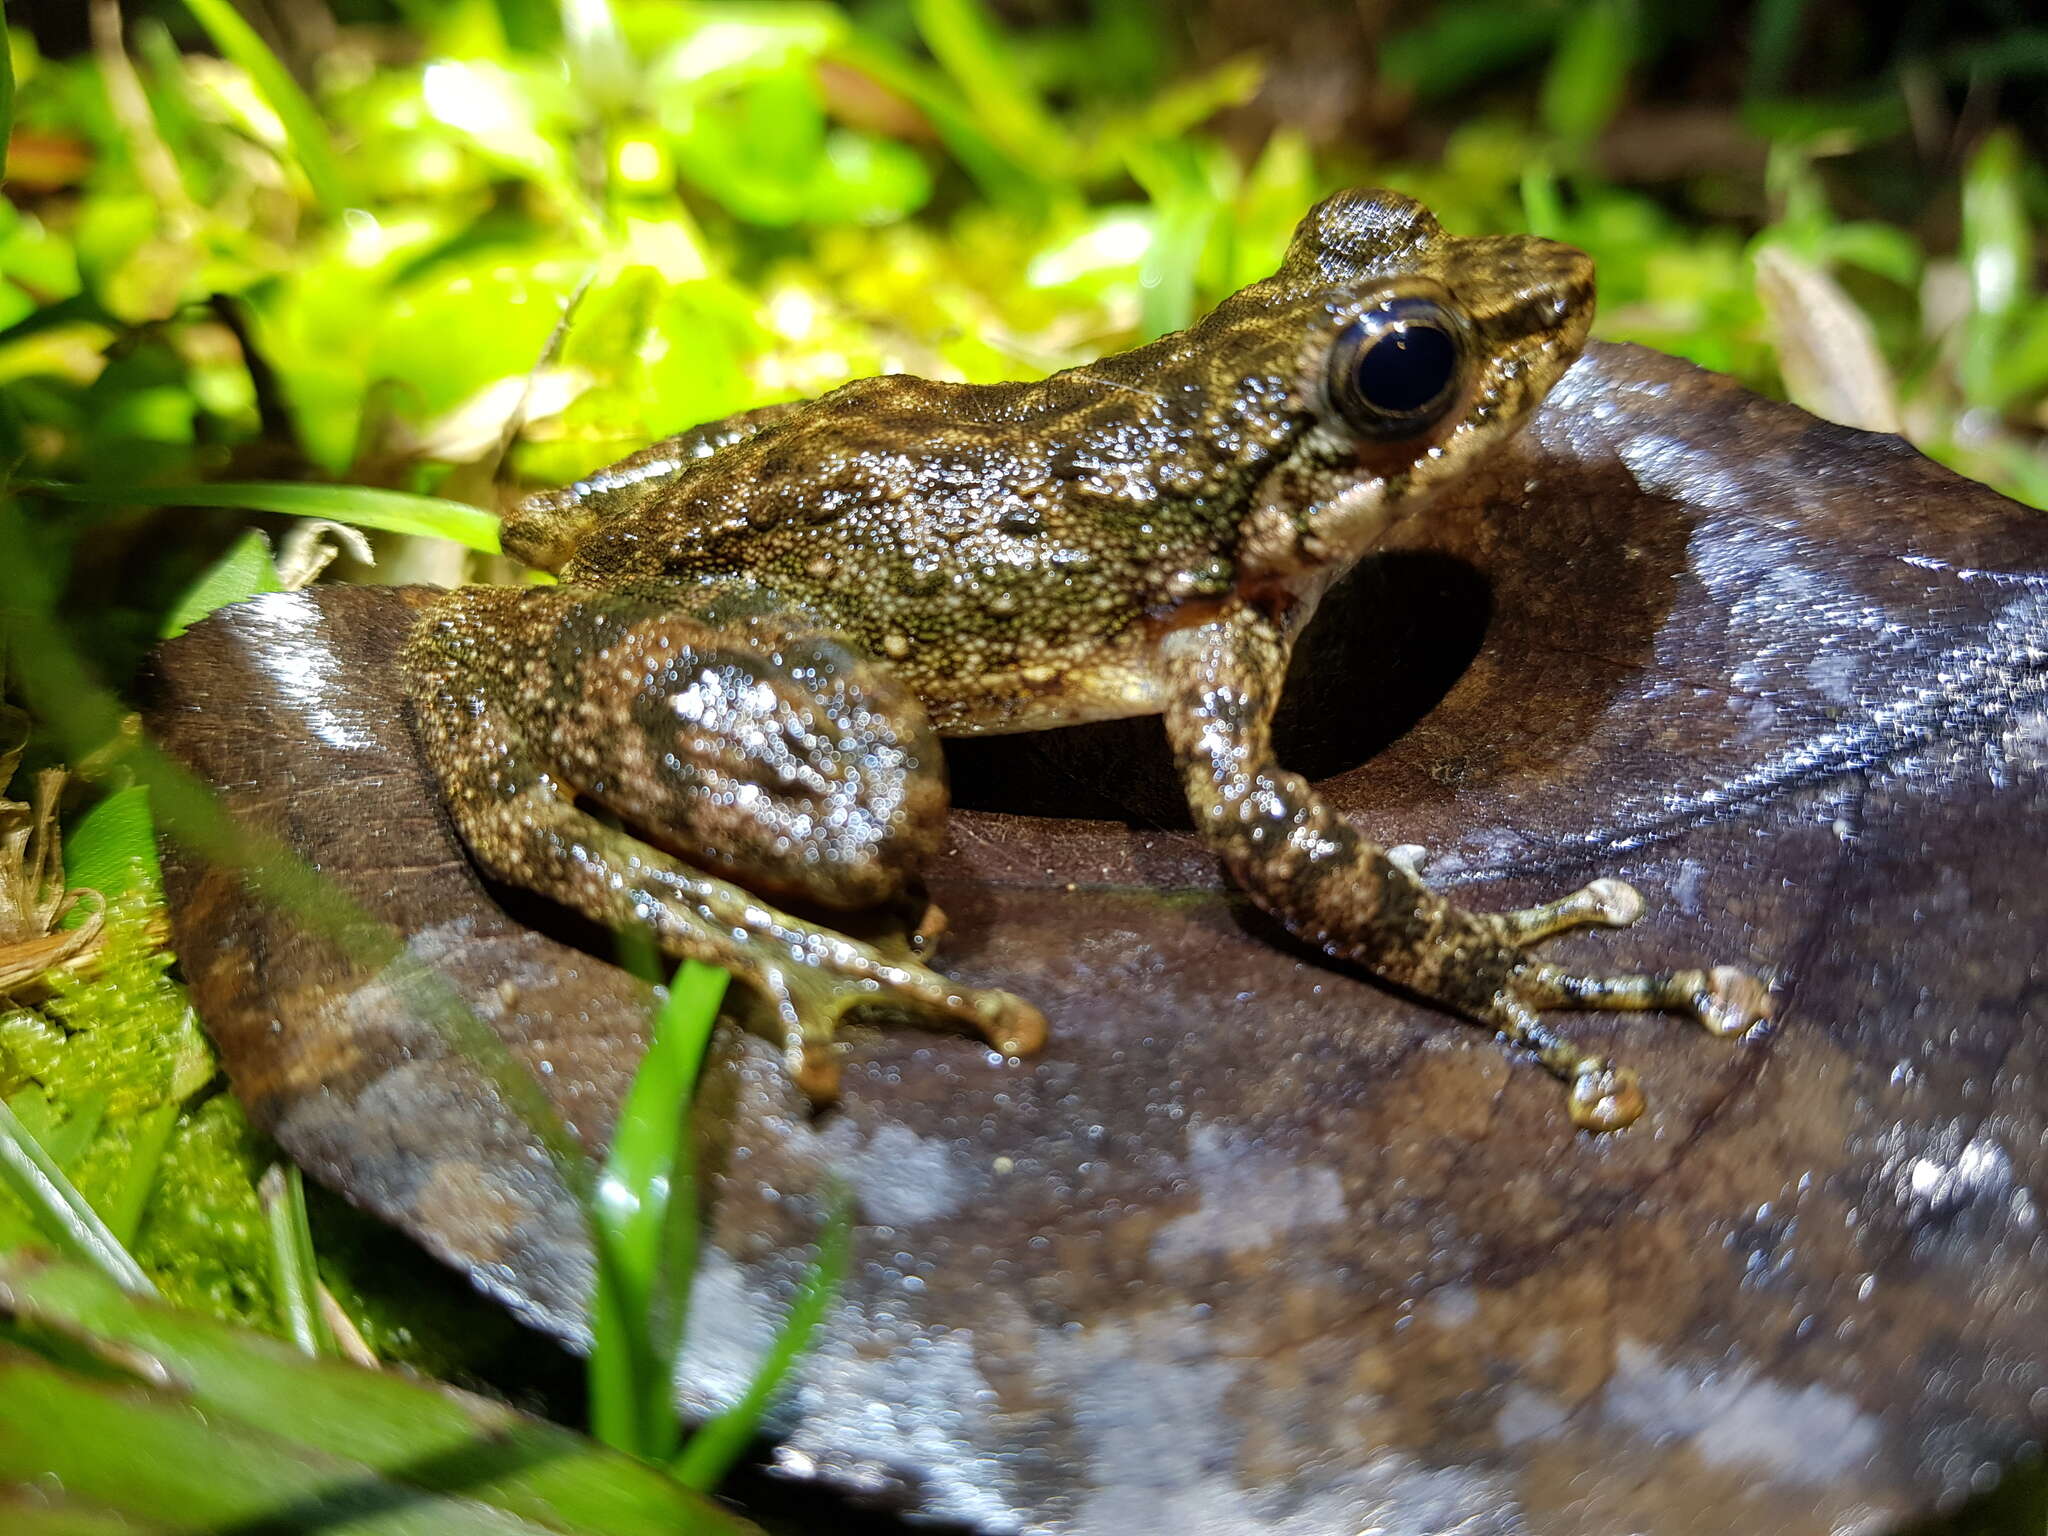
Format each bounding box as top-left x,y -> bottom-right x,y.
160,527 -> 282,639
829,32 -> 1046,206
63,786 -> 163,907
559,0 -> 632,108
0,1257 -> 769,1535
179,0 -> 348,215
588,960 -> 727,1461
1960,130 -> 2030,410
1381,1 -> 1561,101
0,1100 -> 156,1296
910,0 -> 1076,168
1540,0 -> 1636,146
1743,0 -> 1810,101
102,1102 -> 179,1250
2,1253 -> 770,1531
1984,302 -> 2048,409
262,1164 -> 333,1358
31,481 -> 503,554
673,1193 -> 851,1492
419,58 -> 601,238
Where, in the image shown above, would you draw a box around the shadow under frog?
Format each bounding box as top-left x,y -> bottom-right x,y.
148,340 -> 2048,1536
946,547 -> 1505,827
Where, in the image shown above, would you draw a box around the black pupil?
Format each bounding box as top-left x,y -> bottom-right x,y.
1354,323 -> 1455,414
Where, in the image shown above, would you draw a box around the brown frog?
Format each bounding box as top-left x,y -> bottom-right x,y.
403,188 -> 1771,1131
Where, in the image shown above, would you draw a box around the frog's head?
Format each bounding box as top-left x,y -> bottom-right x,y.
1220,188 -> 1595,590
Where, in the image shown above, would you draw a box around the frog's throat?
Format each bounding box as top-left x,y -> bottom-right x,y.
1261,478 -> 1430,627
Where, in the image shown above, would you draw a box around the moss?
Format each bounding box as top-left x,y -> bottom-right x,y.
132,1090 -> 274,1324
1,886 -> 275,1329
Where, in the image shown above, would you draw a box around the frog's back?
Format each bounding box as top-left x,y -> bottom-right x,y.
553,342 -> 1295,584
525,343 -> 1302,731
499,185 -> 1589,731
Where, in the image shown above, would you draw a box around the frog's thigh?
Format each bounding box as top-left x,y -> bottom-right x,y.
435,583 -> 942,910
1157,604 -> 1770,1131
402,585 -> 1042,1098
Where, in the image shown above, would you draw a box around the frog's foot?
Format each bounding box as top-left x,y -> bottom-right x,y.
507,803 -> 1045,1105
563,812 -> 1044,1104
776,955 -> 1045,1102
1483,958 -> 1773,1131
1332,854 -> 1749,1129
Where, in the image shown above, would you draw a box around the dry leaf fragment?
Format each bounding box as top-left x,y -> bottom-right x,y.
0,706 -> 106,997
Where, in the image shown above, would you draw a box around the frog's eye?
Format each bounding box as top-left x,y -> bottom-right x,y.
1325,298 -> 1466,441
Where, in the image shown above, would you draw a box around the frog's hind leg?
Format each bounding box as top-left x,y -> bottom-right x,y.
402,583 -> 1046,1101
532,806 -> 1043,1101
477,801 -> 1043,1101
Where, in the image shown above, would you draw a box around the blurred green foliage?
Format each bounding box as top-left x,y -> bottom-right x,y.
1,0 -> 2041,516
0,0 -> 2043,1525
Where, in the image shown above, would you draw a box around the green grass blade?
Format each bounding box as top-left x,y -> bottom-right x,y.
101,1102 -> 179,1250
160,527 -> 283,638
261,1164 -> 334,1358
587,1231 -> 650,1458
672,1192 -> 850,1492
1960,130 -> 2030,410
909,0 -> 1074,169
588,960 -> 727,1461
179,0 -> 347,214
29,481 -> 503,553
0,1256 -> 771,1535
1126,143 -> 1216,339
0,1100 -> 156,1297
1540,0 -> 1636,145
830,33 -> 1045,206
31,1090 -> 105,1173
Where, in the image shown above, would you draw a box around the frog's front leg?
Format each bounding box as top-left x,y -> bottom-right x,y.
1159,604 -> 1771,1130
403,584 -> 1045,1101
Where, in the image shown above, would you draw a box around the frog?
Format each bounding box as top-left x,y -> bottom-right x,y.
401,188 -> 1772,1132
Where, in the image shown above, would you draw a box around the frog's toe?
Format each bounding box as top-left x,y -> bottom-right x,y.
1387,843 -> 1430,875
1483,989 -> 1648,1131
973,991 -> 1048,1057
1566,1058 -> 1646,1132
1578,877 -> 1646,928
1686,965 -> 1774,1037
772,959 -> 1046,1104
908,899 -> 948,956
793,1039 -> 844,1103
1499,876 -> 1644,945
